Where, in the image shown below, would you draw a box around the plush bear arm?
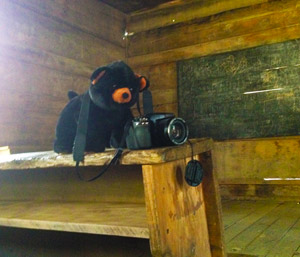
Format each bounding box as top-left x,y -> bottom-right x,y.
53,97 -> 81,153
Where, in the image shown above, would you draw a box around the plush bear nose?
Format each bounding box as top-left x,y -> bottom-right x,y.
112,88 -> 132,103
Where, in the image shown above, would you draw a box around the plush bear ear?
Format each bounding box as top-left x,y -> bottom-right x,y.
90,67 -> 108,86
135,74 -> 150,92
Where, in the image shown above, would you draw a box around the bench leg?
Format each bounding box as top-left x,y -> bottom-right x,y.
142,154 -> 216,256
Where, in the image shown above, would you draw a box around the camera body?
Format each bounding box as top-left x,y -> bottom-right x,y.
126,113 -> 188,150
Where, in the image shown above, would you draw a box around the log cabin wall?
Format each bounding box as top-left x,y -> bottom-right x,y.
127,0 -> 300,200
0,0 -> 126,153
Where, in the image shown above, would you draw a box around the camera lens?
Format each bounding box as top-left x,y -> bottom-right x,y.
170,123 -> 183,138
167,118 -> 188,145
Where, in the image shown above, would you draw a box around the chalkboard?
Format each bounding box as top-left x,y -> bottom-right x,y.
178,39 -> 300,140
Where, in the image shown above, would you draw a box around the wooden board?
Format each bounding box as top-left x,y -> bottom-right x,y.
142,158 -> 212,257
129,23 -> 300,67
200,152 -> 227,257
131,62 -> 179,116
127,0 -> 269,33
0,43 -> 94,78
128,0 -> 299,57
101,0 -> 173,14
222,200 -> 266,230
222,200 -> 300,257
215,136 -> 300,200
0,201 -> 148,238
11,0 -> 127,47
244,202 -> 300,256
0,138 -> 212,169
220,184 -> 300,201
224,201 -> 280,243
0,1 -> 124,67
213,136 -> 300,181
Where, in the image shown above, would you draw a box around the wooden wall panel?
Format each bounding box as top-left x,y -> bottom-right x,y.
214,136 -> 300,200
128,0 -> 299,57
213,136 -> 300,182
0,1 -> 124,67
128,0 -> 300,67
132,62 -> 178,115
0,0 -> 126,153
127,0 -> 269,34
126,0 -> 300,199
10,0 -> 126,47
127,0 -> 300,118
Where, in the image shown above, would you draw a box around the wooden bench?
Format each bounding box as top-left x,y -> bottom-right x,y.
0,138 -> 226,257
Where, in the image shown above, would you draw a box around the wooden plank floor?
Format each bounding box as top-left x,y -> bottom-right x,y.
222,200 -> 300,257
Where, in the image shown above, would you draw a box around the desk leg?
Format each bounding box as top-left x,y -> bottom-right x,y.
200,151 -> 227,257
142,157 -> 214,257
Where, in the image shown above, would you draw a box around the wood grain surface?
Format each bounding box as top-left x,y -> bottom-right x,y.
0,201 -> 149,238
0,138 -> 213,169
0,0 -> 126,152
128,0 -> 299,57
127,0 -> 269,33
142,158 -> 212,257
223,200 -> 300,257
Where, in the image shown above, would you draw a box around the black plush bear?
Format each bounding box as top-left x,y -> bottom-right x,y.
53,61 -> 149,153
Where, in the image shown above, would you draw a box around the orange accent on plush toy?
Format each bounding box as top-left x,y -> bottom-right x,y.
112,88 -> 132,104
135,74 -> 147,91
92,70 -> 106,85
139,77 -> 147,91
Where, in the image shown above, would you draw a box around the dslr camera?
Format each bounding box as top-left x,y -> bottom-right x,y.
126,113 -> 189,150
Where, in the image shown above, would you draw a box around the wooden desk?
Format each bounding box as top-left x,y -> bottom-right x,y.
0,138 -> 226,257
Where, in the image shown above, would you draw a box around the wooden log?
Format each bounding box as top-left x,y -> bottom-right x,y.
0,58 -> 88,98
134,62 -> 177,91
0,43 -> 94,78
0,1 -> 124,67
131,103 -> 178,117
128,23 -> 300,67
130,62 -> 178,116
0,124 -> 55,150
135,89 -> 177,108
128,0 -> 300,57
10,0 -> 127,47
127,0 -> 269,34
0,93 -> 66,117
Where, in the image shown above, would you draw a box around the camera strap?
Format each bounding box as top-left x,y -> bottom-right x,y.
136,88 -> 153,116
75,119 -> 132,182
142,89 -> 153,115
73,88 -> 141,182
73,91 -> 90,164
